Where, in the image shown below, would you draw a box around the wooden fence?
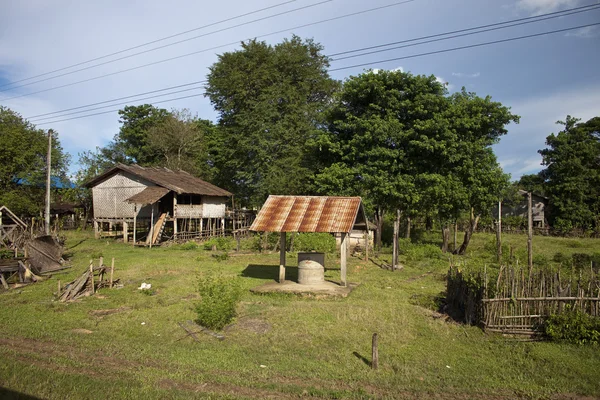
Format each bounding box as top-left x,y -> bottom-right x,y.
447,264 -> 600,335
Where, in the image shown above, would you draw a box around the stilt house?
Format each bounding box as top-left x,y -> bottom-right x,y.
84,164 -> 232,244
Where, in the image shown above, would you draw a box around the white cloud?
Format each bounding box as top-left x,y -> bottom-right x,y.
565,26 -> 600,39
516,0 -> 580,15
451,72 -> 480,78
517,157 -> 543,174
499,158 -> 518,169
435,76 -> 455,91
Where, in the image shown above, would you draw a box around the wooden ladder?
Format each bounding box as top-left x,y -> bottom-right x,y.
147,212 -> 169,245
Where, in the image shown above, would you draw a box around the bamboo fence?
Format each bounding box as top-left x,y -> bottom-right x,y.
447,263 -> 600,335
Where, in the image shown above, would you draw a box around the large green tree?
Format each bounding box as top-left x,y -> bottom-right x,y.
539,115 -> 600,234
205,36 -> 339,206
0,106 -> 69,215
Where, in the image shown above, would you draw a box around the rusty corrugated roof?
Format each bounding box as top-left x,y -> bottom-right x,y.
250,196 -> 365,233
125,186 -> 170,205
84,163 -> 232,197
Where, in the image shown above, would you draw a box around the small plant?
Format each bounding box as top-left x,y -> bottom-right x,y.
293,233 -> 336,254
203,237 -> 235,251
180,241 -> 199,250
194,274 -> 243,331
211,252 -> 230,262
543,310 -> 600,345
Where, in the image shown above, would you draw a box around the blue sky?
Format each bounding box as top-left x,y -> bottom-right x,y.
0,0 -> 599,179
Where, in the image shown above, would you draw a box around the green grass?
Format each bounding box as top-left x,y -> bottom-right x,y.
0,230 -> 599,399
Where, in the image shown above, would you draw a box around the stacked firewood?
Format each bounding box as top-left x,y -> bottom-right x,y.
59,257 -> 116,302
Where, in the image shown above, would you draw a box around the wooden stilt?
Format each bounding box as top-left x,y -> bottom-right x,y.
279,232 -> 286,283
341,232 -> 347,287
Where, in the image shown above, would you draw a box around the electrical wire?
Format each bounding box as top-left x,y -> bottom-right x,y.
329,22 -> 600,72
0,0 -> 297,89
34,93 -> 206,125
26,80 -> 207,119
1,0 -> 417,102
329,4 -> 600,61
30,85 -> 206,122
0,0 -> 333,94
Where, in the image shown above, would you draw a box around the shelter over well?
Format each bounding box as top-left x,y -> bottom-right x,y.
250,195 -> 368,286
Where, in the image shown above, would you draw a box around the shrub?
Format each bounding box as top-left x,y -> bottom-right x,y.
553,252 -> 571,266
292,233 -> 336,254
572,253 -> 592,269
532,254 -> 550,267
544,310 -> 600,345
211,252 -> 230,262
405,244 -> 443,262
180,241 -> 199,250
194,274 -> 243,331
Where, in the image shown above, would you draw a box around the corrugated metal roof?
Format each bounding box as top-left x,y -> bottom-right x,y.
84,163 -> 232,197
125,186 -> 170,205
250,196 -> 365,233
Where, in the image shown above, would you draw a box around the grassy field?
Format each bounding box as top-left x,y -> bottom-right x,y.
1,230 -> 599,399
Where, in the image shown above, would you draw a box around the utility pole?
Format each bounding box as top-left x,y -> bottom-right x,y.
45,129 -> 53,235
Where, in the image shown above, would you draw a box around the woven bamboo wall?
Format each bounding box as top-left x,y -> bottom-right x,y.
92,172 -> 154,218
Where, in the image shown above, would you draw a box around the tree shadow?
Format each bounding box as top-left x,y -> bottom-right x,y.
0,387 -> 43,399
352,351 -> 371,367
65,238 -> 88,250
241,264 -> 299,281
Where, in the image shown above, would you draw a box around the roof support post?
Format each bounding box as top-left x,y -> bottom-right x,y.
279,232 -> 286,283
340,232 -> 347,287
133,205 -> 137,246
123,220 -> 128,243
173,193 -> 178,239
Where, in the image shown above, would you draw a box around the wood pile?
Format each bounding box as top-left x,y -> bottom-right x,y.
59,257 -> 117,302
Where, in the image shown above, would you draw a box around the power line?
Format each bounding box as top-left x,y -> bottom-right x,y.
30,86 -> 206,122
0,0 -> 333,94
1,0 -> 417,102
31,22 -> 600,126
329,22 -> 600,72
329,3 -> 600,60
26,80 -> 207,119
34,93 -> 206,125
0,0 -> 296,90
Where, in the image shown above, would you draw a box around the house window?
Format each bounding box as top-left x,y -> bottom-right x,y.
179,194 -> 201,205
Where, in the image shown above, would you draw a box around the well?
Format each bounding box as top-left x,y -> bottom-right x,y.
297,252 -> 325,285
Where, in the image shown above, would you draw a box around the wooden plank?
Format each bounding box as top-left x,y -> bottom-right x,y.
0,273 -> 8,290
151,213 -> 167,244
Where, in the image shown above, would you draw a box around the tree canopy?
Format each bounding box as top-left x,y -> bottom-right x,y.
539,115 -> 600,234
0,106 -> 69,215
205,36 -> 339,207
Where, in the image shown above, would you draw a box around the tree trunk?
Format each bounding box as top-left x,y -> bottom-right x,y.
496,200 -> 502,263
454,209 -> 480,255
373,207 -> 384,252
441,224 -> 450,253
405,216 -> 411,239
425,216 -> 433,231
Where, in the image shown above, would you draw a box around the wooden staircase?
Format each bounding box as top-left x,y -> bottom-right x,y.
146,212 -> 169,245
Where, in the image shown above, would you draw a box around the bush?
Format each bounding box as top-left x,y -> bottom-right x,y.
553,252 -> 571,266
572,253 -> 592,269
194,274 -> 243,331
292,233 -> 336,254
405,244 -> 443,262
532,254 -> 550,267
202,237 -> 235,251
180,241 -> 199,250
544,310 -> 600,345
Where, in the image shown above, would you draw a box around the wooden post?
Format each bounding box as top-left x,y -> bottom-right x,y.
231,195 -> 236,232
94,220 -> 100,239
372,333 -> 379,370
123,221 -> 128,243
133,205 -> 137,246
173,194 -> 178,239
110,258 -> 114,288
45,129 -> 52,235
99,256 -> 104,268
236,234 -> 241,253
364,229 -> 369,262
89,262 -> 95,294
527,192 -> 533,271
341,232 -> 347,287
149,205 -> 155,249
221,218 -> 225,236
279,232 -> 286,283
496,200 -> 502,263
392,211 -> 399,271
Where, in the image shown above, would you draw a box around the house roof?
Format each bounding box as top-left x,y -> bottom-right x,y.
250,196 -> 367,233
517,190 -> 549,201
126,187 -> 170,205
84,163 -> 232,197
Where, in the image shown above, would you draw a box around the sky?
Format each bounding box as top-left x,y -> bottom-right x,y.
0,0 -> 599,180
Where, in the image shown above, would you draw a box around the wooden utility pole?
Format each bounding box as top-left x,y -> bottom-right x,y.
45,129 -> 53,235
527,192 -> 533,271
496,200 -> 502,263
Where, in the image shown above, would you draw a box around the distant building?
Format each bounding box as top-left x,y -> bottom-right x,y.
494,190 -> 548,228
84,164 -> 232,244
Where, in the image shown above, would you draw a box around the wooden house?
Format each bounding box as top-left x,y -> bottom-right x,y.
84,164 -> 232,244
494,190 -> 548,228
